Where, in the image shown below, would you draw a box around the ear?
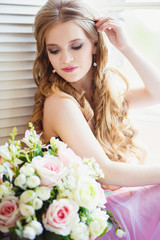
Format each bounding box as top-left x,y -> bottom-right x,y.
92,42 -> 97,54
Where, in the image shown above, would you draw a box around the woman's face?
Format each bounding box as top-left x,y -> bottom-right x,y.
45,21 -> 96,85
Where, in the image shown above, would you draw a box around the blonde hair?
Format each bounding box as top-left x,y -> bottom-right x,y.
30,0 -> 143,163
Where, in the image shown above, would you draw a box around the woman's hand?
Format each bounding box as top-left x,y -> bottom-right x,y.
95,17 -> 131,53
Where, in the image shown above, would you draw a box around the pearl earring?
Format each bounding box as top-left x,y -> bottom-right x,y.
52,69 -> 56,73
93,55 -> 97,67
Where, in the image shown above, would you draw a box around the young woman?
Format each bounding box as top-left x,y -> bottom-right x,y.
30,0 -> 160,239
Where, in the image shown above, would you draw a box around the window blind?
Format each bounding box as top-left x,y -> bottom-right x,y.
0,0 -> 47,144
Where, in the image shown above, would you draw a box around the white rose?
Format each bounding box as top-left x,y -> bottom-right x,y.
26,176 -> 41,188
32,197 -> 43,210
29,220 -> 43,235
73,176 -> 106,209
23,225 -> 36,240
71,222 -> 89,240
115,229 -> 126,238
20,203 -> 35,217
89,209 -> 109,238
36,186 -> 51,201
20,164 -> 35,176
14,173 -> 26,189
20,190 -> 36,204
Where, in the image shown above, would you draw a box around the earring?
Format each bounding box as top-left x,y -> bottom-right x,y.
93,55 -> 97,67
52,69 -> 56,73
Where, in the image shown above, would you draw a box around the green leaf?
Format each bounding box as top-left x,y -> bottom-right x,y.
97,226 -> 109,238
17,220 -> 23,231
14,167 -> 20,177
2,174 -> 10,182
33,146 -> 43,158
107,218 -> 114,226
64,235 -> 72,240
106,209 -> 115,219
78,207 -> 92,226
15,229 -> 23,239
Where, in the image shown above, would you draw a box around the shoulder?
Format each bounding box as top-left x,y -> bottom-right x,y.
43,92 -> 83,141
44,92 -> 81,116
43,92 -> 84,133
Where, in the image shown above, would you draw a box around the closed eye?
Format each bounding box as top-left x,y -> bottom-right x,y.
48,49 -> 60,55
72,43 -> 83,50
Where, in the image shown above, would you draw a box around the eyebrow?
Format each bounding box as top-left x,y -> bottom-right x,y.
46,38 -> 83,47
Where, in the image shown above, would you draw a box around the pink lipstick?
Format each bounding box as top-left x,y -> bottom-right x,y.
62,66 -> 78,72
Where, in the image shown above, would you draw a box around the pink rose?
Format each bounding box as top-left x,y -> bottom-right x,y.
42,199 -> 79,236
31,155 -> 67,187
0,196 -> 21,233
58,147 -> 82,167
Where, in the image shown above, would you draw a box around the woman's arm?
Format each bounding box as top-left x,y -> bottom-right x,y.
95,17 -> 160,107
43,94 -> 160,187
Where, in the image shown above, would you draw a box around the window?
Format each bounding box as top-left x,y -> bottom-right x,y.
96,0 -> 160,164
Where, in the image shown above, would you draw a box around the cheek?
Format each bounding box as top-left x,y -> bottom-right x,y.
48,55 -> 56,67
82,51 -> 93,70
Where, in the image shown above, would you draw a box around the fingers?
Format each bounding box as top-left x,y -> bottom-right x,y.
95,16 -> 117,27
95,17 -> 123,32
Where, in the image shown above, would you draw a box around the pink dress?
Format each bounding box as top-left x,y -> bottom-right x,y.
98,184 -> 160,240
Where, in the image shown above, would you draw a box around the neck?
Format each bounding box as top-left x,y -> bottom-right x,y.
71,67 -> 93,97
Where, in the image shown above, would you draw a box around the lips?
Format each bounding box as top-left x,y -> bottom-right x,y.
62,66 -> 78,72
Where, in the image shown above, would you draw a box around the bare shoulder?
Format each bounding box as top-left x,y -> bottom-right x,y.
43,93 -> 82,141
44,92 -> 81,116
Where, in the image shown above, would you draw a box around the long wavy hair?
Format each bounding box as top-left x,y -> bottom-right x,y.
30,0 -> 143,163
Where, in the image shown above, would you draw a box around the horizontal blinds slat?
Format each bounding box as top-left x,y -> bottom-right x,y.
0,106 -> 33,119
0,70 -> 33,81
0,5 -> 40,15
0,43 -> 36,52
0,0 -> 47,6
0,33 -> 35,43
0,116 -> 30,129
0,97 -> 34,110
0,88 -> 36,100
0,126 -> 27,138
0,52 -> 36,62
0,61 -> 34,71
0,79 -> 35,89
0,24 -> 34,33
1,83 -> 36,91
0,15 -> 35,24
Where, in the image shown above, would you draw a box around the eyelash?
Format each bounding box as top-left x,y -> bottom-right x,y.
48,44 -> 83,55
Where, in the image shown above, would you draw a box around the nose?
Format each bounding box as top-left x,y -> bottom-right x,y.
61,50 -> 73,64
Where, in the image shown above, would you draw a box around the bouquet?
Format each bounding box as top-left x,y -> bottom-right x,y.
0,123 -> 125,240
